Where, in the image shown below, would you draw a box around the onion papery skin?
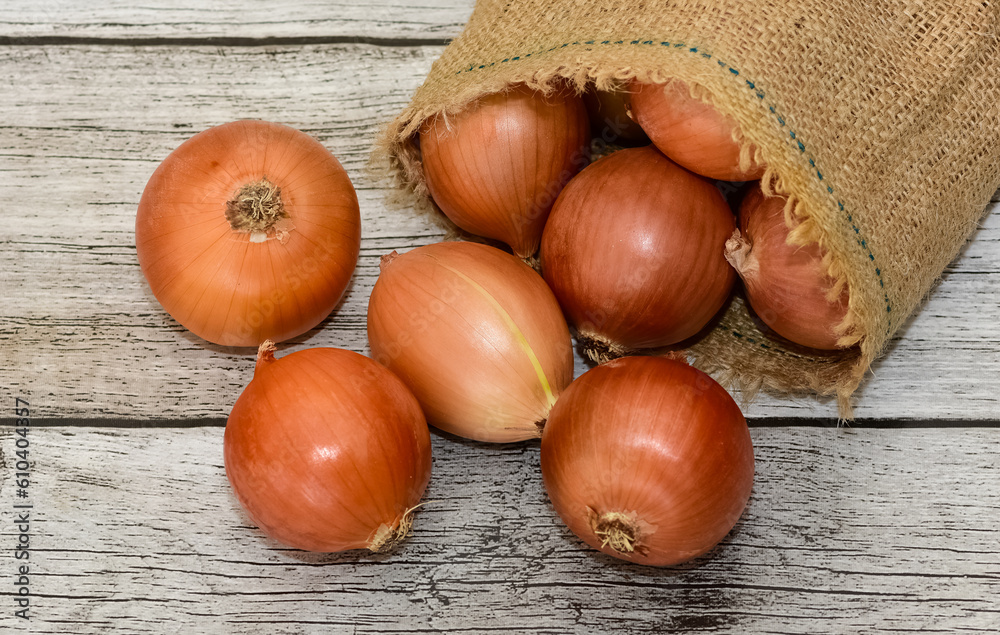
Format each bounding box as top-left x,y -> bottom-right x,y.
540,356 -> 754,567
224,344 -> 432,553
726,184 -> 849,350
367,241 -> 574,443
136,120 -> 361,347
419,84 -> 590,259
630,80 -> 765,181
540,146 -> 736,359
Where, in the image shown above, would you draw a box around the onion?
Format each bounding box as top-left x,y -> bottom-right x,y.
135,120 -> 361,347
541,356 -> 754,567
224,342 -> 432,553
630,79 -> 766,181
540,146 -> 736,361
419,84 -> 590,259
725,184 -> 850,350
367,241 -> 573,443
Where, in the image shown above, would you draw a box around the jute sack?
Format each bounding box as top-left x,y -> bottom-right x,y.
375,0 -> 1000,414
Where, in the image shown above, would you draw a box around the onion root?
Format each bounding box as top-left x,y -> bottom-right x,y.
578,332 -> 634,365
226,178 -> 287,233
589,509 -> 641,555
368,504 -> 421,553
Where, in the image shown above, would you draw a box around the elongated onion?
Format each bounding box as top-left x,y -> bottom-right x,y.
630,79 -> 765,181
541,356 -> 754,567
419,84 -> 590,258
540,146 -> 736,361
224,342 -> 432,553
367,241 -> 573,443
725,184 -> 850,350
136,120 -> 361,346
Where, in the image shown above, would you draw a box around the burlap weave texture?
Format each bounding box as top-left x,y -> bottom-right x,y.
376,0 -> 1000,413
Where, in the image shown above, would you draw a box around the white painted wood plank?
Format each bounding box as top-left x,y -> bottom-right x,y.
0,0 -> 473,40
0,426 -> 997,633
1,44 -> 998,421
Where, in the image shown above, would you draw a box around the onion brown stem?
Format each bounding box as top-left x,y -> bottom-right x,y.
254,340 -> 277,375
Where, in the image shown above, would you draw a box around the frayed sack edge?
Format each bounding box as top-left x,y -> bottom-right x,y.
371,62 -> 880,419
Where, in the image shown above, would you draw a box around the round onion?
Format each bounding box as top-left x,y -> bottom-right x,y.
540,145 -> 736,361
135,120 -> 361,347
630,79 -> 766,181
367,241 -> 574,443
419,84 -> 590,259
224,342 -> 432,553
725,184 -> 850,350
541,356 -> 754,567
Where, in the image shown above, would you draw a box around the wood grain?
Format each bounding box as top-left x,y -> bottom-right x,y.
0,0 -> 473,41
0,426 -> 997,634
1,44 -> 998,421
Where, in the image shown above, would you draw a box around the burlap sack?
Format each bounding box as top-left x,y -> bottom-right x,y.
375,0 -> 1000,415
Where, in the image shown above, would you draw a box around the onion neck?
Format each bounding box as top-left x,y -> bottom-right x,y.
226,178 -> 288,234
367,506 -> 418,553
254,340 -> 277,376
379,251 -> 399,273
724,228 -> 758,283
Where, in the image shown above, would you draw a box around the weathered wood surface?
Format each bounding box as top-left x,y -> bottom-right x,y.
0,426 -> 998,634
1,3 -> 999,632
1,43 -> 998,421
0,0 -> 472,41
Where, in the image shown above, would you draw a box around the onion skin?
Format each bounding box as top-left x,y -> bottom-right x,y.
136,120 -> 361,347
367,241 -> 573,443
630,80 -> 765,181
541,356 -> 754,567
540,146 -> 736,359
419,84 -> 590,258
224,343 -> 432,553
726,184 -> 849,350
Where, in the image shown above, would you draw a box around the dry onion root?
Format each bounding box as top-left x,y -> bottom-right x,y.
367,241 -> 574,443
540,356 -> 755,567
419,84 -> 590,259
135,120 -> 361,347
540,146 -> 736,362
224,342 -> 432,553
725,184 -> 850,350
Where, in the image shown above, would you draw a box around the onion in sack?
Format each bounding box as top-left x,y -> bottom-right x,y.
136,120 -> 361,346
630,79 -> 765,181
540,146 -> 736,362
541,356 -> 754,566
725,184 -> 850,350
419,84 -> 590,259
224,342 -> 432,553
367,241 -> 574,443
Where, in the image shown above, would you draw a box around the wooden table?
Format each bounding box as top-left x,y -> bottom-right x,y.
2,2 -> 999,632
